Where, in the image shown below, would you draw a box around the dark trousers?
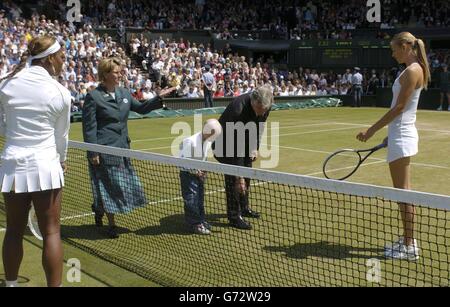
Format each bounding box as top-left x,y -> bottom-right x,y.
353,85 -> 363,107
223,159 -> 252,220
204,86 -> 213,108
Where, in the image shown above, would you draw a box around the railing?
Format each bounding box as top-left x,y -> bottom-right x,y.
70,88 -> 445,123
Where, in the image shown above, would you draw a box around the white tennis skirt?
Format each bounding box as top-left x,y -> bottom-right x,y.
387,133 -> 419,163
0,145 -> 64,193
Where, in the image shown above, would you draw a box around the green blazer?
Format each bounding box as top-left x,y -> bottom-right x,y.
82,85 -> 163,163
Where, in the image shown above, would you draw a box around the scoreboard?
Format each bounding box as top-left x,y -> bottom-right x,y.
290,40 -> 396,68
321,48 -> 358,66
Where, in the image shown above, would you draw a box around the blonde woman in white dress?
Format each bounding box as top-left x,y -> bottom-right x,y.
357,32 -> 430,260
0,35 -> 70,287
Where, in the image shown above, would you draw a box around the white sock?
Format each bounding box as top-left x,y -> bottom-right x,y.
5,280 -> 18,287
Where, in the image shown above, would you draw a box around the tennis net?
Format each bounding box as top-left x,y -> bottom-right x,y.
3,140 -> 450,286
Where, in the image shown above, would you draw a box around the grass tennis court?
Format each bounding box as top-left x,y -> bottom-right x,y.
1,107 -> 449,286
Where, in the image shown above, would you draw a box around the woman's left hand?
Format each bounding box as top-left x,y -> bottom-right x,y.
158,87 -> 177,98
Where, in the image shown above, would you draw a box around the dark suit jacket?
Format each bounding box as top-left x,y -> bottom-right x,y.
213,93 -> 271,167
82,85 -> 163,164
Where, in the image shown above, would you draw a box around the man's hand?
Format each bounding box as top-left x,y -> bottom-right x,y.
250,150 -> 259,162
90,155 -> 100,166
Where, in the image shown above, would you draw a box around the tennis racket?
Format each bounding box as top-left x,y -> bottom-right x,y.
28,203 -> 43,241
323,142 -> 387,181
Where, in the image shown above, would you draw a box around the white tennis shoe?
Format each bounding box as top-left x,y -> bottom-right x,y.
385,238 -> 419,261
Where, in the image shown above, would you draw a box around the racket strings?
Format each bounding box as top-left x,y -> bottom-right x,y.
324,151 -> 361,180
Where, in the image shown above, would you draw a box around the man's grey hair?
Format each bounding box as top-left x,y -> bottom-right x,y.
251,85 -> 274,109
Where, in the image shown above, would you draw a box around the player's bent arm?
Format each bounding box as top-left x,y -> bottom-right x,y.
368,68 -> 420,135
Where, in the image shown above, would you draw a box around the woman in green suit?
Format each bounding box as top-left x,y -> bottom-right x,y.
82,57 -> 174,238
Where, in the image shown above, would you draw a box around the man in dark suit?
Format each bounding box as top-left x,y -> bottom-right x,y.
213,86 -> 273,230
82,57 -> 174,238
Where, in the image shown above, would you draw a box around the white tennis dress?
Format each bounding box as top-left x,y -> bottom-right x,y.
0,66 -> 71,193
387,65 -> 422,163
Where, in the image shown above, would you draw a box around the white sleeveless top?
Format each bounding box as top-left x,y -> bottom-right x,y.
0,66 -> 71,193
387,65 -> 422,163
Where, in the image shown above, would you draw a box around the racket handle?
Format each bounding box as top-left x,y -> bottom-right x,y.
375,142 -> 387,150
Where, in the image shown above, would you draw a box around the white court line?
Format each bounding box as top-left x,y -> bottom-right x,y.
135,145 -> 174,151
59,155 -> 387,222
264,144 -> 450,171
134,142 -> 450,171
131,121 -> 449,145
307,161 -> 386,177
131,122 -> 362,143
132,136 -> 178,143
415,128 -> 449,134
333,122 -> 450,134
262,144 -> 385,162
276,126 -> 363,137
134,126 -> 364,151
135,121 -> 442,146
132,120 -> 450,146
411,163 -> 450,170
34,116 -> 450,223
267,122 -> 356,130
61,213 -> 93,221
0,228 -> 6,232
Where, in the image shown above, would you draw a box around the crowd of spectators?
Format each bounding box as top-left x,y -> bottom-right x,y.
30,0 -> 450,41
0,2 -> 152,112
131,31 -> 450,100
1,0 -> 449,112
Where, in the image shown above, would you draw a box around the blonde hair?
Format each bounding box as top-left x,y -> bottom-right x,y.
0,35 -> 56,83
98,57 -> 122,83
391,32 -> 430,89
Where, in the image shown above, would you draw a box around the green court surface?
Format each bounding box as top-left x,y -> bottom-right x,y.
1,107 -> 449,286
69,106 -> 448,195
0,223 -> 157,287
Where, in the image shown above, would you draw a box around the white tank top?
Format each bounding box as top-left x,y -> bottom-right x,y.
388,65 -> 422,137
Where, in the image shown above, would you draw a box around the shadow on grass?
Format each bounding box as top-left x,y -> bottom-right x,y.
60,212 -> 228,239
134,213 -> 228,236
264,241 -> 384,260
61,225 -> 131,240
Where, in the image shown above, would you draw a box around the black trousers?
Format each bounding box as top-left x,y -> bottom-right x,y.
204,86 -> 213,108
223,159 -> 252,220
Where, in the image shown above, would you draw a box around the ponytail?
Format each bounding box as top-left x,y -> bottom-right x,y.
392,32 -> 431,90
0,51 -> 30,83
0,35 -> 57,84
415,39 -> 430,90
